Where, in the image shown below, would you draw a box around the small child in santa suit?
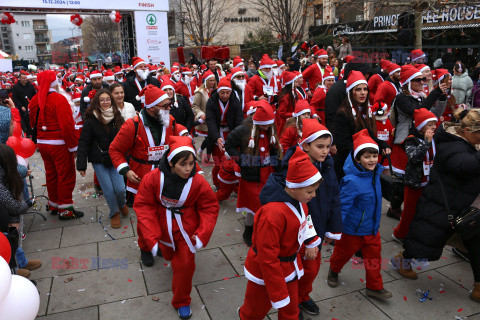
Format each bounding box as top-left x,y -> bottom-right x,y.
371,102 -> 394,167
392,109 -> 437,242
280,99 -> 311,151
281,119 -> 342,318
327,129 -> 393,300
239,148 -> 322,320
134,136 -> 219,320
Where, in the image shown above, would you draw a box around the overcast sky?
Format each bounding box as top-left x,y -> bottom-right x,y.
46,14 -> 82,42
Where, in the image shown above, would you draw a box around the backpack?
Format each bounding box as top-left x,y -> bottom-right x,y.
389,96 -> 399,127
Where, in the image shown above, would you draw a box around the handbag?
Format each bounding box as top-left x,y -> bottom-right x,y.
437,174 -> 480,240
96,142 -> 113,168
380,154 -> 404,203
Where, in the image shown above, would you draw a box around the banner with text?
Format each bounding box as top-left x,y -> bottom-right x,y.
1,0 -> 168,11
134,11 -> 170,69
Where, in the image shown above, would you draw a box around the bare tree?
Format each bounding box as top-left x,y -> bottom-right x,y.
248,0 -> 309,55
81,15 -> 121,55
175,0 -> 227,46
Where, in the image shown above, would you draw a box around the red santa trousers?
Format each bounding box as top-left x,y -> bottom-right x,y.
297,245 -> 322,304
330,233 -> 384,291
159,231 -> 196,309
393,186 -> 423,239
215,158 -> 239,202
38,144 -> 76,208
211,146 -> 225,188
239,279 -> 299,320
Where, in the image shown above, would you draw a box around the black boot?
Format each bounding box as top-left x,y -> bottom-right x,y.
243,225 -> 253,247
141,249 -> 154,267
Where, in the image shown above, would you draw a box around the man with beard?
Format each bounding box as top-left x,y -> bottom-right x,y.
109,84 -> 188,267
374,63 -> 401,110
302,49 -> 329,91
12,70 -> 36,136
80,70 -> 109,118
123,57 -> 161,112
247,54 -> 280,105
168,64 -> 181,84
174,67 -> 195,105
230,67 -> 254,116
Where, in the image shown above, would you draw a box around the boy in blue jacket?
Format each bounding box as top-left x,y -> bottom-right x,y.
281,118 -> 343,317
327,129 -> 392,300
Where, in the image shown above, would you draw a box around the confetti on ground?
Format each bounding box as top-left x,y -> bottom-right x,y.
64,277 -> 73,283
428,276 -> 433,279
121,300 -> 126,304
222,277 -> 229,280
212,290 -> 219,293
128,279 -> 132,282
78,289 -> 85,292
152,296 -> 159,302
124,226 -> 128,229
226,234 -> 231,236
439,290 -> 445,293
121,231 -> 126,233
403,296 -> 407,301
441,256 -> 448,259
457,308 -> 463,312
360,278 -> 364,282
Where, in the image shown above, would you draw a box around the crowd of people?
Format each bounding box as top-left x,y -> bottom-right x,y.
0,43 -> 480,320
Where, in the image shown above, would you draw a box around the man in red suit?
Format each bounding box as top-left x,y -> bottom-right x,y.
109,84 -> 187,267
302,49 -> 329,91
29,70 -> 83,219
247,54 -> 281,104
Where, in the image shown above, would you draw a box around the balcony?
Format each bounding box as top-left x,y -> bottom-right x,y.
33,25 -> 48,30
37,49 -> 51,55
35,37 -> 50,43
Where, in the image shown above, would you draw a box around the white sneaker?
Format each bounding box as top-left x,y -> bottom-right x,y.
391,234 -> 404,244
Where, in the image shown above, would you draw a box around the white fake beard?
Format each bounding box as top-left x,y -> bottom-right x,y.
159,108 -> 170,127
234,79 -> 246,90
137,69 -> 149,81
263,71 -> 272,79
173,73 -> 181,82
183,75 -> 192,84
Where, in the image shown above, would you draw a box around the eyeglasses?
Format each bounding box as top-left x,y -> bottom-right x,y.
99,99 -> 111,103
411,77 -> 427,83
235,75 -> 246,80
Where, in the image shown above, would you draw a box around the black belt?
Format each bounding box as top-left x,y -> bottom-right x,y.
167,206 -> 184,218
131,156 -> 159,166
252,247 -> 297,262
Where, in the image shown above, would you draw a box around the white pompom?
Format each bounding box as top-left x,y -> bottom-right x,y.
260,147 -> 265,152
84,96 -> 90,103
41,126 -> 47,131
136,95 -> 141,101
248,139 -> 255,148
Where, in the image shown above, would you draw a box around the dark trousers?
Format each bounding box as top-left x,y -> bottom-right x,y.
463,233 -> 480,282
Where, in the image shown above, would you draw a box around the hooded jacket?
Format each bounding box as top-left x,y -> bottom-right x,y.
452,71 -> 473,105
339,152 -> 383,236
0,166 -> 28,228
403,127 -> 434,189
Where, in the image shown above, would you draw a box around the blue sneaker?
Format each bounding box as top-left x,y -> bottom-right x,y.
177,306 -> 192,319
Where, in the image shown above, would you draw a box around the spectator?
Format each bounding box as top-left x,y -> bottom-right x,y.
393,108 -> 480,304
452,62 -> 474,105
333,37 -> 352,60
76,89 -> 127,228
109,83 -> 136,120
192,70 -> 217,139
12,71 -> 36,137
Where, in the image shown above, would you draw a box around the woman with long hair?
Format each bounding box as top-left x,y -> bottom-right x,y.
76,89 -> 127,228
110,83 -> 136,120
333,71 -> 390,179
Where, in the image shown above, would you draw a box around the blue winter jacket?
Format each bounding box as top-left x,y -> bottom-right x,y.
339,152 -> 383,236
281,146 -> 342,241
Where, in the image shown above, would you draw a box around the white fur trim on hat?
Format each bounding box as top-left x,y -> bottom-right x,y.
145,93 -> 169,108
232,70 -> 245,79
161,85 -> 175,91
73,97 -> 81,102
416,117 -> 438,131
253,119 -> 274,125
90,73 -> 102,79
293,108 -> 311,118
411,53 -> 426,62
418,65 -> 430,73
354,143 -> 379,158
400,71 -> 422,87
133,60 -> 147,69
167,146 -> 196,162
286,171 -> 322,189
103,75 -> 115,81
299,130 -> 332,149
346,79 -> 367,92
204,73 -> 215,81
389,68 -> 401,75
217,86 -> 232,92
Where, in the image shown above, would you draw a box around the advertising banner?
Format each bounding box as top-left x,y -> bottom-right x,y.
134,11 -> 170,69
0,0 -> 168,11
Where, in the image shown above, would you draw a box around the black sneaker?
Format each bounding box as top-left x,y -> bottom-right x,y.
299,298 -> 320,315
387,207 -> 402,220
354,250 -> 363,258
327,268 -> 339,288
243,225 -> 253,247
452,247 -> 470,262
58,208 -> 84,220
298,308 -> 304,320
141,249 -> 154,267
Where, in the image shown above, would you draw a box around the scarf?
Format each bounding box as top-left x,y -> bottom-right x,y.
94,107 -> 114,124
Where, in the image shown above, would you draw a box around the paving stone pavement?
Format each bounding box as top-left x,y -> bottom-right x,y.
21,146 -> 480,320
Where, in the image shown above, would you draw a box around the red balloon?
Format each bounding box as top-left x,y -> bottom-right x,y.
0,233 -> 11,264
6,136 -> 36,158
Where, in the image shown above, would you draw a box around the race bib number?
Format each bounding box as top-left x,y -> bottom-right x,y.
377,131 -> 389,141
298,220 -> 308,245
305,215 -> 317,239
148,145 -> 169,161
263,85 -> 274,96
423,160 -> 433,176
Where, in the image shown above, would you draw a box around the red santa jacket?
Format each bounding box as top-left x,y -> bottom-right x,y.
174,80 -> 196,104
375,118 -> 394,143
368,74 -> 384,105
310,86 -> 327,123
134,168 -> 219,252
280,125 -> 300,151
244,201 -> 320,309
28,91 -> 78,152
109,112 -> 187,193
247,74 -> 280,103
374,80 -> 399,110
302,63 -> 324,91
276,94 -> 297,134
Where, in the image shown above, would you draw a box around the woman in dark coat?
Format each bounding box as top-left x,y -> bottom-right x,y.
393,108 -> 480,303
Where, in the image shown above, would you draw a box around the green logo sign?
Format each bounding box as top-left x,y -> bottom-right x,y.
146,14 -> 157,25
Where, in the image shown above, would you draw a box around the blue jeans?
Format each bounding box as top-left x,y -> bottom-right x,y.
92,163 -> 126,218
16,247 -> 28,269
22,178 -> 32,205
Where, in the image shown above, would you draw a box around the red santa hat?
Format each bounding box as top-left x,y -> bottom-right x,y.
159,61 -> 165,68
370,102 -> 388,120
286,148 -> 322,189
414,64 -> 430,73
259,54 -> 274,69
314,49 -> 328,59
245,101 -> 257,116
136,84 -> 169,108
229,67 -> 245,80
353,129 -> 378,158
202,70 -> 215,81
432,68 -> 450,84
181,67 -> 192,75
167,136 -> 196,162
36,70 -> 57,130
72,92 -> 81,103
276,60 -> 285,68
122,64 -> 130,71
233,56 -> 244,68
217,77 -> 231,92
400,65 -> 422,87
84,89 -> 97,103
282,71 -> 296,86
343,54 -> 355,64
293,100 -> 312,118
74,74 -> 85,82
171,63 -> 180,73
380,59 -> 392,72
103,70 -> 115,82
299,118 -> 332,148
346,70 -> 368,112
89,70 -> 102,79
322,67 -> 335,82
414,108 -> 437,131
148,65 -> 158,74
249,100 -> 276,148
113,66 -> 123,75
410,49 -> 426,63
385,63 -> 400,76
132,57 -> 146,69
161,78 -> 176,91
